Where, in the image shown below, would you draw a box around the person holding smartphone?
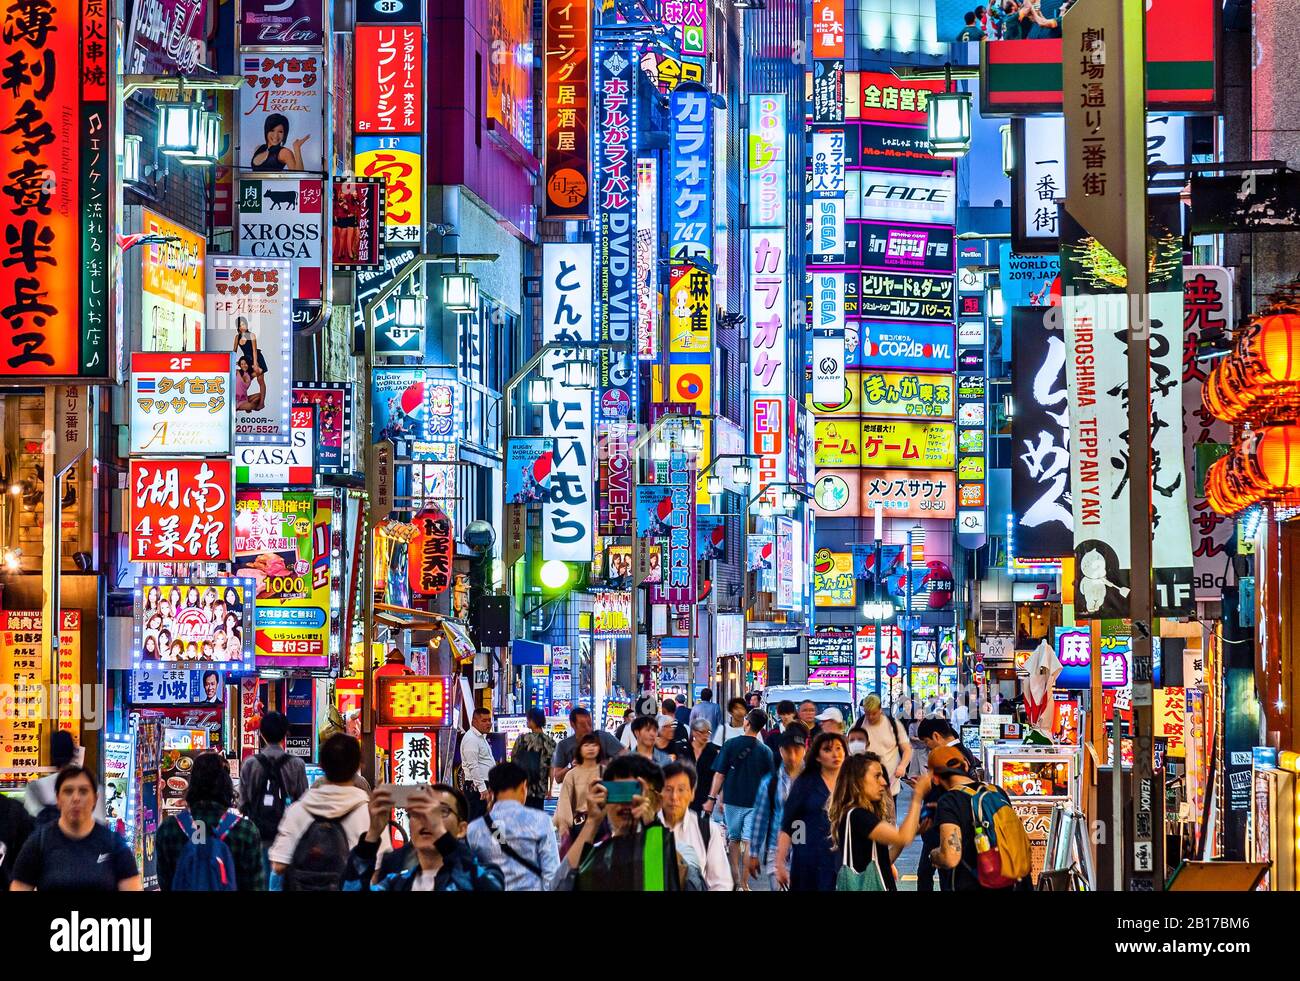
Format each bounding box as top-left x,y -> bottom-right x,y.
553,754 -> 694,891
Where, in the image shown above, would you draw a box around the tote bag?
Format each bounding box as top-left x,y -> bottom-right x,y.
834,807 -> 887,892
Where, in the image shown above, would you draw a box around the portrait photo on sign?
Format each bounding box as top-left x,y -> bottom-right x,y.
135,578 -> 255,668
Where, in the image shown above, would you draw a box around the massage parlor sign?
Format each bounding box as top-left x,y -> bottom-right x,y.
0,0 -> 112,379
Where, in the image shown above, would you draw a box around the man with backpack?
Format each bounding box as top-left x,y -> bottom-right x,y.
239,711 -> 309,864
744,727 -> 806,890
702,709 -> 773,891
510,708 -> 556,809
926,745 -> 1033,892
269,734 -> 383,890
857,693 -> 912,804
465,762 -> 560,890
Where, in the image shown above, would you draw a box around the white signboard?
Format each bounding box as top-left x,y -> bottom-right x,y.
858,171 -> 956,225
129,352 -> 233,456
541,244 -> 595,562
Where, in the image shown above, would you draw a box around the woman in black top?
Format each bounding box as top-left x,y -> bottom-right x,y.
775,731 -> 847,891
250,112 -> 309,171
827,752 -> 930,891
10,766 -> 140,892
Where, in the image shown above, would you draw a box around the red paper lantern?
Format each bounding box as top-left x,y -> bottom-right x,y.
1253,425 -> 1300,492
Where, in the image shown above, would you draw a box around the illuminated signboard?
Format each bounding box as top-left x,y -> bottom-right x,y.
544,0 -> 591,219
0,0 -> 111,379
377,675 -> 451,728
130,352 -> 233,456
860,371 -> 954,419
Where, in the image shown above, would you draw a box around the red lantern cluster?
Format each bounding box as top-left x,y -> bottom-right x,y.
1204,311 -> 1300,515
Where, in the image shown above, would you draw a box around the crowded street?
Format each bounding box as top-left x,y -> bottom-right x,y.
0,0 -> 1289,956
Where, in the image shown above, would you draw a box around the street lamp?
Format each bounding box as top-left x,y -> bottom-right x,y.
733,461 -> 752,485
564,359 -> 596,390
651,439 -> 670,462
680,420 -> 704,452
527,377 -> 552,405
394,294 -> 423,329
443,269 -> 480,313
927,65 -> 972,159
157,101 -> 202,156
178,110 -> 222,165
706,474 -> 723,497
122,135 -> 143,184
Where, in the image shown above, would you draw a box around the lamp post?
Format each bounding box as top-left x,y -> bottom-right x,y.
630,411 -> 715,709
360,251 -> 496,784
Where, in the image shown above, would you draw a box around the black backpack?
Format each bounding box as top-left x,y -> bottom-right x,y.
515,736 -> 544,789
244,752 -> 290,843
283,803 -> 362,892
34,804 -> 59,827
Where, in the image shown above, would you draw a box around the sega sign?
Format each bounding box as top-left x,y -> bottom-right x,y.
858,220 -> 954,274
851,321 -> 954,372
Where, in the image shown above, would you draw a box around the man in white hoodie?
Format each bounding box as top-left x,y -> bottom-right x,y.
269,734 -> 386,890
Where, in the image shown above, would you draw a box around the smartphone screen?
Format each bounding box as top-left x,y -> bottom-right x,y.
604,779 -> 639,804
382,783 -> 429,808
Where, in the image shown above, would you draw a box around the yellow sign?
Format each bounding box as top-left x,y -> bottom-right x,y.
860,371 -> 955,419
356,139 -> 424,243
141,209 -> 206,352
813,549 -> 856,607
814,419 -> 956,469
1156,687 -> 1186,758
668,266 -> 712,355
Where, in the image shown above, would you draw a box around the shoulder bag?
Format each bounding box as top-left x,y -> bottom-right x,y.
834,808 -> 887,892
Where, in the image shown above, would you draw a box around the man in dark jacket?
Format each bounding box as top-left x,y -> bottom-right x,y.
0,793 -> 33,889
343,784 -> 503,892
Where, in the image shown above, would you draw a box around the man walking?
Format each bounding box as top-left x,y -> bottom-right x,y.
703,709 -> 773,890
660,761 -> 731,890
460,707 -> 496,820
466,763 -> 560,891
859,693 -> 912,805
551,706 -> 624,785
689,688 -> 724,734
511,708 -> 557,809
745,729 -> 806,890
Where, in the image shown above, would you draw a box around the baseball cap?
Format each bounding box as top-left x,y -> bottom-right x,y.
815,707 -> 844,724
928,745 -> 970,777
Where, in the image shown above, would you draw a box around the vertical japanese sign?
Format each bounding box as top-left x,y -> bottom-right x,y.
410,507 -> 454,596
748,95 -> 787,229
331,177 -> 384,267
140,210 -> 206,353
541,244 -> 595,561
636,158 -> 660,360
593,43 -> 638,424
748,231 -> 787,500
812,0 -> 845,59
248,494 -> 333,668
544,0 -> 591,219
129,459 -> 235,563
354,25 -> 422,135
664,450 -> 696,605
0,612 -> 80,777
206,256 -> 294,443
130,352 -> 234,456
487,0 -> 534,147
293,381 -> 353,473
126,0 -> 208,73
1182,266 -> 1235,600
668,266 -> 712,355
669,87 -> 713,261
0,0 -> 111,379
1011,307 -> 1072,557
812,272 -> 846,405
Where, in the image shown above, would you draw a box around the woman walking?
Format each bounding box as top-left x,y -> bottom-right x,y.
774,731 -> 847,891
827,752 -> 930,891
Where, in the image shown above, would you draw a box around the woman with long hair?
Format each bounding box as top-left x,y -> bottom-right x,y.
157,752 -> 264,891
827,752 -> 930,891
250,112 -> 309,171
553,732 -> 606,844
774,730 -> 848,891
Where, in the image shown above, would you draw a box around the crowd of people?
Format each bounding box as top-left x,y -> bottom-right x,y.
1,687 -> 1032,893
951,0 -> 1074,41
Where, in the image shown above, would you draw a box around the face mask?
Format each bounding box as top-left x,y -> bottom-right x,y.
847,742 -> 867,756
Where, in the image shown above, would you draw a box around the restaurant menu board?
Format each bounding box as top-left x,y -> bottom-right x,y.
159,750 -> 199,817
133,718 -> 163,891
0,611 -> 81,780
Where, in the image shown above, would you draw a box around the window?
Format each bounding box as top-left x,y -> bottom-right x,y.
979,603 -> 1014,636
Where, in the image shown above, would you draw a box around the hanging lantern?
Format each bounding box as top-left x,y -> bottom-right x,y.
1252,425 -> 1300,493
1244,313 -> 1300,384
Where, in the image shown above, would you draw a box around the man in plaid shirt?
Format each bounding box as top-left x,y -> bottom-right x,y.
743,727 -> 807,890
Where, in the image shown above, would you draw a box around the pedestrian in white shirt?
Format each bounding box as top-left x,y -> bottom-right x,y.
660,761 -> 732,891
460,707 -> 497,820
857,693 -> 912,802
711,697 -> 748,747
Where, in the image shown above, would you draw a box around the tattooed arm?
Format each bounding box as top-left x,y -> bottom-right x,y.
931,822 -> 964,869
